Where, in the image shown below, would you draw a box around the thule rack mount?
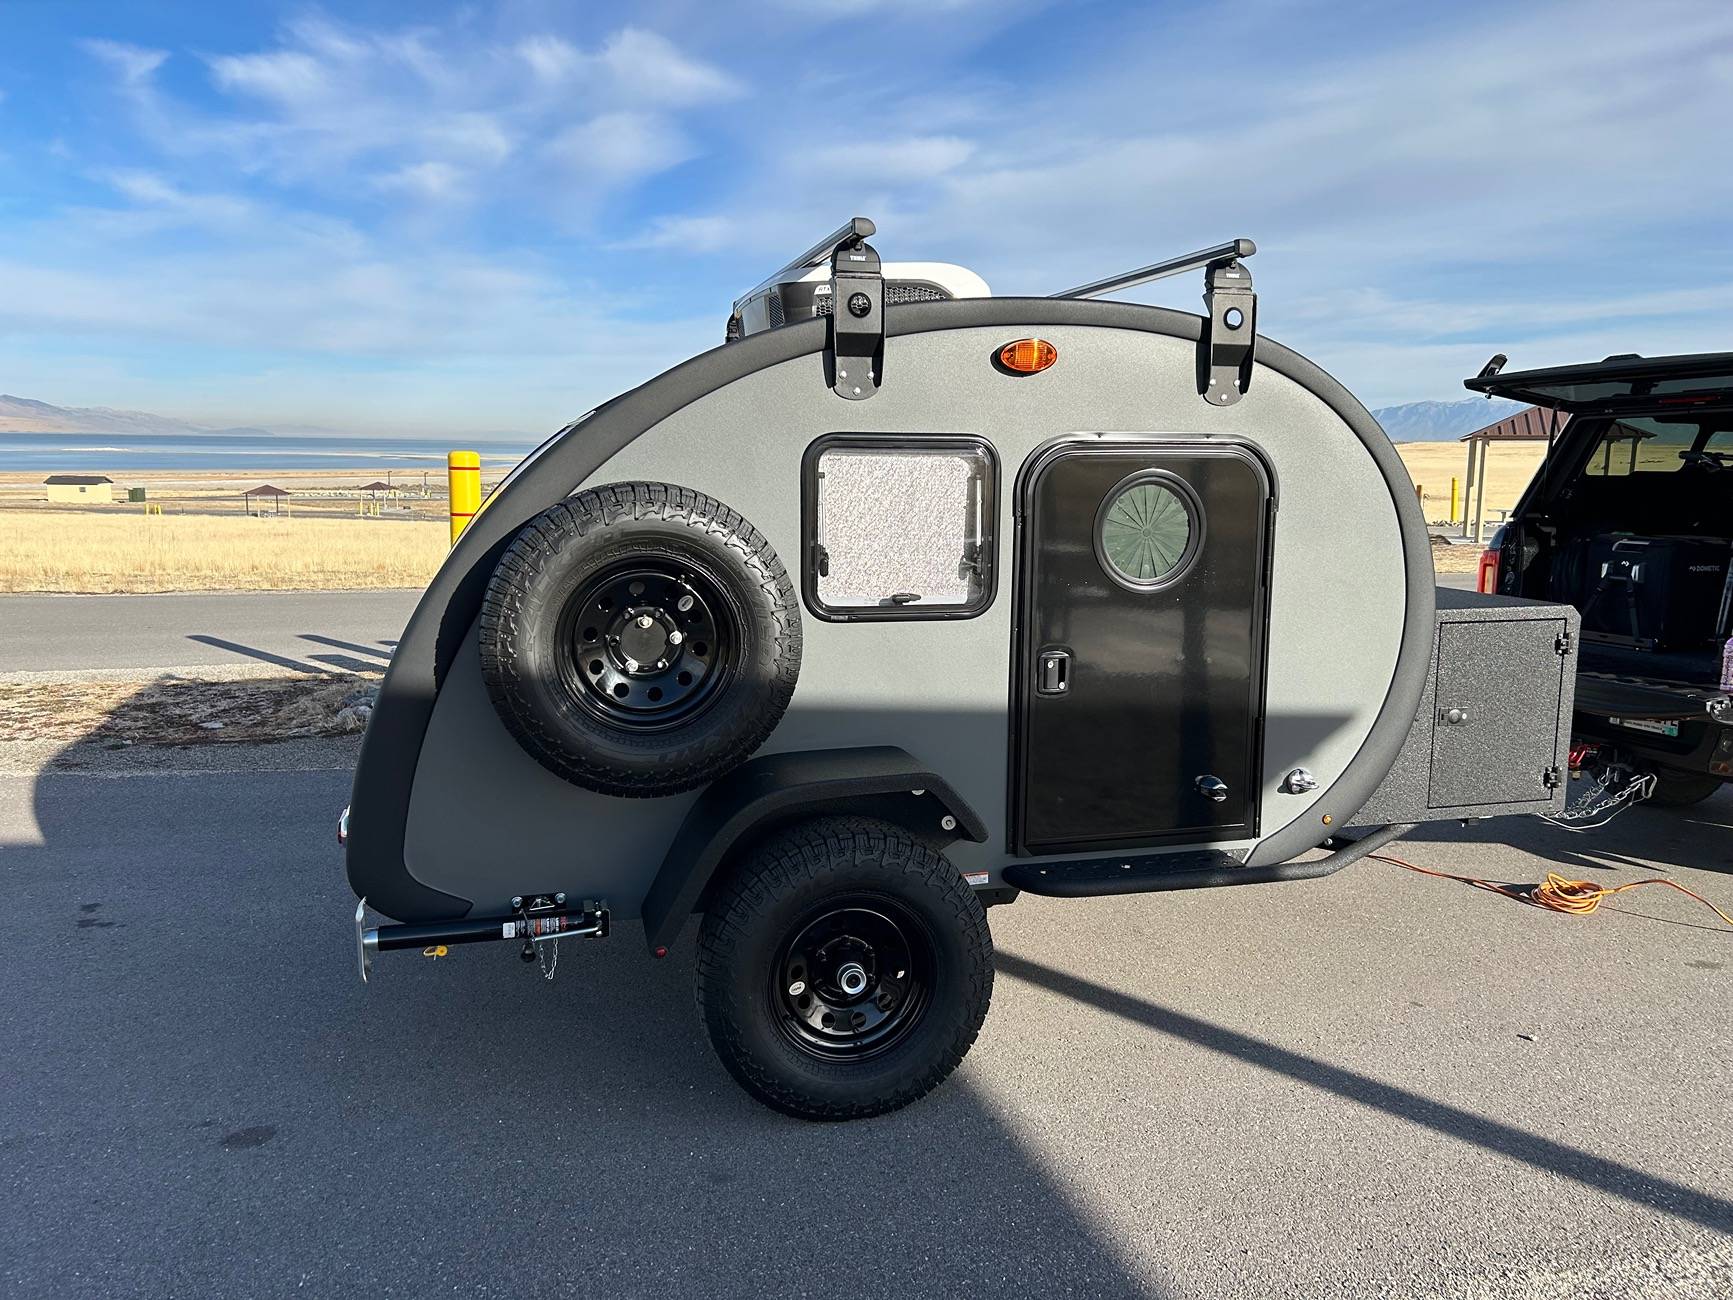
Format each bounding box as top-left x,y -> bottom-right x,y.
1052,237 -> 1259,406
769,219 -> 1258,407
764,216 -> 887,402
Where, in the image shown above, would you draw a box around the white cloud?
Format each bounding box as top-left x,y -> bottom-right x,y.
850,135 -> 975,179
517,36 -> 583,84
81,15 -> 729,210
545,112 -> 693,186
597,29 -> 743,106
81,39 -> 168,85
610,214 -> 747,253
374,161 -> 466,201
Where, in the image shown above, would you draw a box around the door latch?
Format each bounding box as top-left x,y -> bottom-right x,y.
1195,775 -> 1229,803
1036,649 -> 1070,696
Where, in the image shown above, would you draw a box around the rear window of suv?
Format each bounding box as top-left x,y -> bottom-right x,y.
1582,415 -> 1733,476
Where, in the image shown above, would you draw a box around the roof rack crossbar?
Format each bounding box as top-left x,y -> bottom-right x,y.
774,217 -> 877,283
1052,238 -> 1256,300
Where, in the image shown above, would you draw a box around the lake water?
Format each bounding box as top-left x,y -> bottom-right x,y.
0,432 -> 539,473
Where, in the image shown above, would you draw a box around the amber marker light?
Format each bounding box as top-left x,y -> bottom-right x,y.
996,338 -> 1058,375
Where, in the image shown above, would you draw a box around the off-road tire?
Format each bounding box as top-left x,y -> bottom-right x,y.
478,482 -> 801,797
1646,768 -> 1722,808
696,819 -> 993,1121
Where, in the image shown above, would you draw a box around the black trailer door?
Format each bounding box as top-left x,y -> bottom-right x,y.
1014,440 -> 1272,854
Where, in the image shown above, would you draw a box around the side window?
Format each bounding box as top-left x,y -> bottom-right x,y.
1581,417 -> 1700,476
803,435 -> 997,621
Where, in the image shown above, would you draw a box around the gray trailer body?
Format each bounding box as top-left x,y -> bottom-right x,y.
346,299 -> 1571,932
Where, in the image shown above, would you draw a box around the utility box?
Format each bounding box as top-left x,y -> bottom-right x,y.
127,487 -> 147,503
1353,589 -> 1578,824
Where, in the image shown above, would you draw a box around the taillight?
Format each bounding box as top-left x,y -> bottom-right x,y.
1476,547 -> 1501,594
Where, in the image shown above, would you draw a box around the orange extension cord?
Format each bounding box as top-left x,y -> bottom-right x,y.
1369,853 -> 1733,930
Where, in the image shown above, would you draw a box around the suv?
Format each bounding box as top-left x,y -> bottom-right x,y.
1467,352 -> 1733,806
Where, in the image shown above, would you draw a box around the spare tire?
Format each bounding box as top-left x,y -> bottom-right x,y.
478,482 -> 802,797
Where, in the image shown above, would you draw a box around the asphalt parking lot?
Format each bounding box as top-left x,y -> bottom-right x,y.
2,739 -> 1729,1299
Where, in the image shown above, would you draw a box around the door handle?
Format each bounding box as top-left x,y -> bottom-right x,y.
1195,775 -> 1229,803
1036,649 -> 1070,696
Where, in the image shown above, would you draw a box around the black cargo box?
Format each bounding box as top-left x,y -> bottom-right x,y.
1352,589 -> 1578,825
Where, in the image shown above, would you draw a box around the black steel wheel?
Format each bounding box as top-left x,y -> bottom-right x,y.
697,819 -> 992,1122
555,563 -> 734,728
772,897 -> 935,1060
479,483 -> 801,797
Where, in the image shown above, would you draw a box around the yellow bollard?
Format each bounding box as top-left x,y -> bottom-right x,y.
1415,482 -> 1424,510
448,450 -> 482,545
1450,476 -> 1460,524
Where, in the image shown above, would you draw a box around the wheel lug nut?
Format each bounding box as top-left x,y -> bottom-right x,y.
636,614 -> 654,629
668,630 -> 684,645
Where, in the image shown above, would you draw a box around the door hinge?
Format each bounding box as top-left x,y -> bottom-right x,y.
829,235 -> 884,400
1201,255 -> 1257,406
1543,765 -> 1563,789
1555,630 -> 1574,657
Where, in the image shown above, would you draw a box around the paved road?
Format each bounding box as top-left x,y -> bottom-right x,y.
2,741 -> 1728,1297
0,576 -> 1478,677
0,589 -> 422,675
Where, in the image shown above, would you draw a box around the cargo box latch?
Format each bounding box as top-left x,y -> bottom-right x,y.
829,235 -> 884,400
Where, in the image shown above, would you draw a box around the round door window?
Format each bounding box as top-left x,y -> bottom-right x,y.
1094,471 -> 1202,590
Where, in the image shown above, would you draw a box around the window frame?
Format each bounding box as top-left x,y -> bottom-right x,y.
800,433 -> 1000,623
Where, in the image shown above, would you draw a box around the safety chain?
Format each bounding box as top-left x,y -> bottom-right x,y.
1541,767 -> 1657,833
519,904 -> 560,982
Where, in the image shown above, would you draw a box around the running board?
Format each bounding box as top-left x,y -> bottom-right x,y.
1001,825 -> 1415,898
1002,850 -> 1249,897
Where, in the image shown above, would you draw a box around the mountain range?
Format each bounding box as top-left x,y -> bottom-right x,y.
3,392 -> 1527,444
0,394 -> 270,438
1370,396 -> 1526,441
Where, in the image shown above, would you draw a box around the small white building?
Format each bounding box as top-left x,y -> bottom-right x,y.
44,474 -> 114,504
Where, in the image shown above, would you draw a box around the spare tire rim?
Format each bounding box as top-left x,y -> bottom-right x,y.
558,562 -> 735,728
772,896 -> 935,1060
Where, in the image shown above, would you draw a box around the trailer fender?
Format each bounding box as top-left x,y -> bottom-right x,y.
639,746 -> 987,953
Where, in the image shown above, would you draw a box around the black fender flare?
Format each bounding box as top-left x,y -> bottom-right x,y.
639,746 -> 987,953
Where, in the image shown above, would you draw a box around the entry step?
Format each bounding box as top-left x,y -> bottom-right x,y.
1001,850 -> 1250,898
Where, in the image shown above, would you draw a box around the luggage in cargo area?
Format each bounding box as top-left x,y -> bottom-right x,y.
1353,589 -> 1578,825
1579,535 -> 1730,651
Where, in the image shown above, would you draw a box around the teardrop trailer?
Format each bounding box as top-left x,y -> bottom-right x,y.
342,219 -> 1580,1120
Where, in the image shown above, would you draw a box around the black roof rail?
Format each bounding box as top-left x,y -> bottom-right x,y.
772,217 -> 876,281
1052,238 -> 1255,300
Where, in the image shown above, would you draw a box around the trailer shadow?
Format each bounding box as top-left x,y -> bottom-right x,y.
1407,786 -> 1733,881
994,953 -> 1733,1236
0,716 -> 1164,1297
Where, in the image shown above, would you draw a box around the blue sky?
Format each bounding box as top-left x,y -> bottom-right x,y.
0,0 -> 1729,436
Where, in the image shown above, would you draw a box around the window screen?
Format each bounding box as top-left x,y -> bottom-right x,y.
805,436 -> 996,619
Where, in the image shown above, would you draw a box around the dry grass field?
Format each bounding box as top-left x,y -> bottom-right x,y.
0,510 -> 448,593
1394,440 -> 1547,526
0,442 -> 1545,593
0,673 -> 374,743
